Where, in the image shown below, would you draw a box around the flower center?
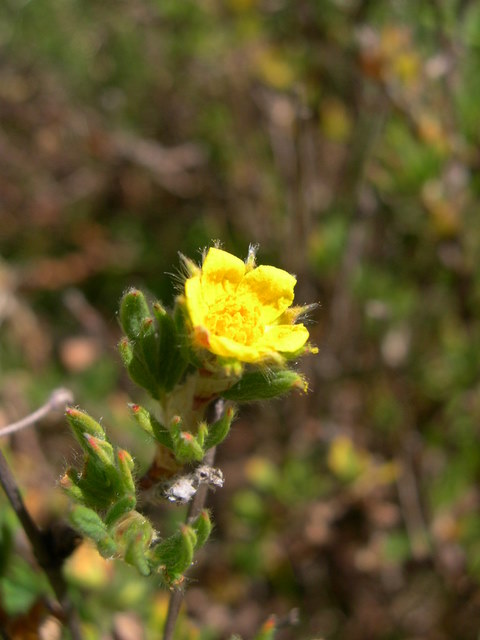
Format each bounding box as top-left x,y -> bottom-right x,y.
205,298 -> 263,345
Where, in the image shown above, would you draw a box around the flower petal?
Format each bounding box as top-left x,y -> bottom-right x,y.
185,275 -> 208,326
259,323 -> 309,354
201,247 -> 245,286
207,333 -> 273,363
238,265 -> 296,323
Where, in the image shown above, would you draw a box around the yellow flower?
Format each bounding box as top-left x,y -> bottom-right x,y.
184,247 -> 310,363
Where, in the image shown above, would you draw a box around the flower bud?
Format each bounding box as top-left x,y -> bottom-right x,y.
119,288 -> 150,340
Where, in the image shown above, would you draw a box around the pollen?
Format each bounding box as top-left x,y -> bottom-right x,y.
205,297 -> 263,346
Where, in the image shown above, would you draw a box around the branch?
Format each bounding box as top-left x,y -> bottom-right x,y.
0,389 -> 82,639
162,399 -> 224,640
0,388 -> 73,438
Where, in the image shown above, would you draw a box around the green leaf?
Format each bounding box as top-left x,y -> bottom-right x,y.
118,337 -> 161,400
69,506 -> 117,558
0,558 -> 47,615
204,405 -> 236,449
150,525 -> 197,582
66,408 -> 106,444
192,509 -> 213,549
137,316 -> 159,378
129,404 -> 174,449
105,494 -> 137,528
153,301 -> 189,391
169,417 -> 204,463
221,370 -> 305,402
116,449 -> 136,494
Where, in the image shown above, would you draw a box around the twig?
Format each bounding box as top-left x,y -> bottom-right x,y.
0,450 -> 82,639
0,388 -> 74,438
0,389 -> 82,639
162,399 -> 224,640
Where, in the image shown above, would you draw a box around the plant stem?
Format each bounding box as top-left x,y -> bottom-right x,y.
162,399 -> 224,640
0,388 -> 81,639
0,450 -> 82,640
0,388 -> 74,438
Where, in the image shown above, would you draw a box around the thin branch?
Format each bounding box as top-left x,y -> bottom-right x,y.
0,388 -> 74,438
162,399 -> 224,640
0,449 -> 82,639
0,389 -> 82,639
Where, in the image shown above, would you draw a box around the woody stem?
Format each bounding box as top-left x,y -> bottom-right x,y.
162,399 -> 224,640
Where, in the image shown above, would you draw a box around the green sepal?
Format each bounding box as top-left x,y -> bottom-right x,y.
105,495 -> 137,527
204,405 -> 236,450
192,509 -> 213,549
119,289 -> 150,340
129,404 -> 174,450
221,369 -> 306,402
69,505 -> 117,558
66,408 -> 106,444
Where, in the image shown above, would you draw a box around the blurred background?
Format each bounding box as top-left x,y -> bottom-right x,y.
2,0 -> 480,638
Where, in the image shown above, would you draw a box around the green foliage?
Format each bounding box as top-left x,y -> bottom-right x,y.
118,291 -> 190,399
222,370 -> 305,402
0,557 -> 48,616
4,0 -> 480,637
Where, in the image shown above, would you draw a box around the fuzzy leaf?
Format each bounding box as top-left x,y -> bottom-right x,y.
129,404 -> 174,449
69,506 -> 117,558
204,405 -> 236,449
118,337 -> 161,400
221,369 -> 306,402
192,509 -> 213,549
105,495 -> 137,528
66,408 -> 106,444
153,302 -> 189,391
150,525 -> 197,581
